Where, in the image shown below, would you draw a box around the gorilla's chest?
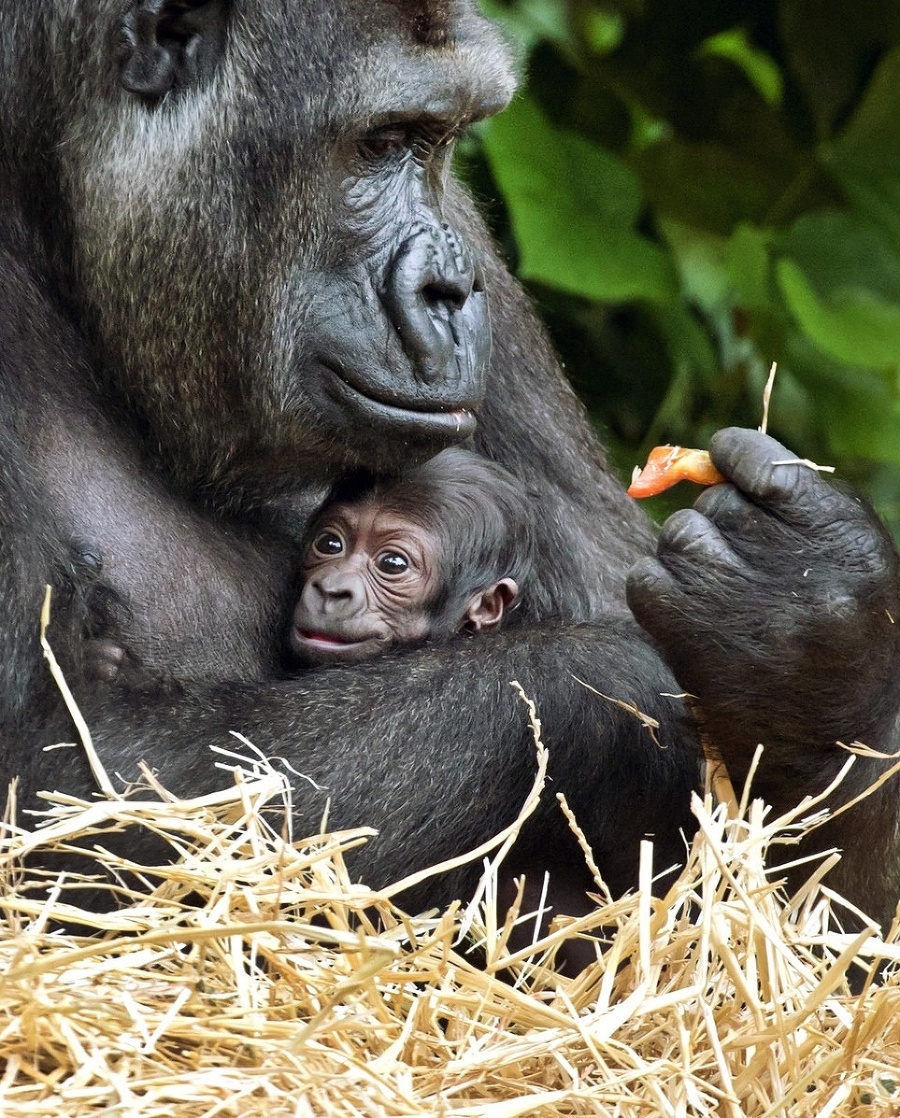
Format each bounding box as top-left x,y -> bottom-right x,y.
33,407 -> 300,680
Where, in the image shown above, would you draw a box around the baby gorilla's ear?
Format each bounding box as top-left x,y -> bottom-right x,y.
462,579 -> 519,633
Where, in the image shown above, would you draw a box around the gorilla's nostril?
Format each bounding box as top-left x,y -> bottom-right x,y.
422,280 -> 467,312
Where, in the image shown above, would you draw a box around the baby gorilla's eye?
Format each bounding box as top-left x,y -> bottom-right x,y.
376,551 -> 410,575
313,531 -> 344,556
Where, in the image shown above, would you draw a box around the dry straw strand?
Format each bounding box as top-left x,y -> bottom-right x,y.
2,644 -> 900,1114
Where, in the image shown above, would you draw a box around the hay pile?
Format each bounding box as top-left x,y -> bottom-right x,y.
2,708 -> 900,1117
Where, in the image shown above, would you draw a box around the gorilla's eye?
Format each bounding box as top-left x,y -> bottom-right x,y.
376,551 -> 410,575
313,531 -> 344,557
358,126 -> 413,162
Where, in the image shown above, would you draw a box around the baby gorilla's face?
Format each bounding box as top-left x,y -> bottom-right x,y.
290,499 -> 441,665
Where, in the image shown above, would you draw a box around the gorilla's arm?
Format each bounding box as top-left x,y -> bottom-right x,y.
21,620 -> 699,908
627,428 -> 900,927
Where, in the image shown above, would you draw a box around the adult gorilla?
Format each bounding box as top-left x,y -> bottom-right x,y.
0,1 -> 898,931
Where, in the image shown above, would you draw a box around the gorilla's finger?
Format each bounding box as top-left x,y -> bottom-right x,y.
626,556 -> 683,637
655,508 -> 747,576
692,482 -> 773,542
627,511 -> 750,641
708,428 -> 830,515
709,428 -> 877,543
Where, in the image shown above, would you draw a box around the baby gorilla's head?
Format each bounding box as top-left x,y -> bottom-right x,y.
289,448 -> 534,665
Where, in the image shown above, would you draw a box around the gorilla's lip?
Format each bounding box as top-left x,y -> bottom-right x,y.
321,361 -> 479,439
298,630 -> 363,646
289,626 -> 386,663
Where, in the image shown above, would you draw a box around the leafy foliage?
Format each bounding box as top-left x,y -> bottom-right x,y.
465,0 -> 900,536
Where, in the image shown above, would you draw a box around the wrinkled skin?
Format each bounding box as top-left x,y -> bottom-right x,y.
291,448 -> 525,665
0,1 -> 898,944
292,502 -> 442,665
291,498 -> 516,665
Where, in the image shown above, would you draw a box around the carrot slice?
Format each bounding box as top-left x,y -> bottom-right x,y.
627,446 -> 725,498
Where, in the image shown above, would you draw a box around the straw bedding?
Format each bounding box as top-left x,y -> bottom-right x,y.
2,692 -> 900,1117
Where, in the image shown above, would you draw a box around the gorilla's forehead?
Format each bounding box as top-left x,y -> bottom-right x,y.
350,40 -> 516,127
237,0 -> 518,127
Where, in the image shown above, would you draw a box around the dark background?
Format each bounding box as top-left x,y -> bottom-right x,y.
463,0 -> 900,537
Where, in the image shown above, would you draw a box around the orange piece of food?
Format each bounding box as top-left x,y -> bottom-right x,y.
627,445 -> 725,498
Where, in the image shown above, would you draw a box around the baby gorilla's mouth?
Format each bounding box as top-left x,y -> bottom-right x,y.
301,630 -> 353,645
289,626 -> 386,666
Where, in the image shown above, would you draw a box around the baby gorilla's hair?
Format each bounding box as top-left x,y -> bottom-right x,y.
324,447 -> 536,633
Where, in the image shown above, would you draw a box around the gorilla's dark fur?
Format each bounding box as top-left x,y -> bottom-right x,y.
1,1 -> 899,937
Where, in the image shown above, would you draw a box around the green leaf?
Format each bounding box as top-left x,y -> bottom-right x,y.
776,207 -> 900,370
781,0 -> 900,136
776,258 -> 900,370
788,339 -> 900,465
486,95 -> 642,224
634,140 -> 786,235
478,0 -> 574,52
826,45 -> 900,252
699,26 -> 783,106
659,219 -> 730,313
725,223 -> 773,309
829,43 -> 900,176
823,387 -> 900,465
583,9 -> 625,55
835,173 -> 900,255
651,302 -> 720,391
779,209 -> 900,302
481,96 -> 678,303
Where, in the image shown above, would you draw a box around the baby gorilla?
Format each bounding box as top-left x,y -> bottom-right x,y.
79,448 -> 534,682
288,447 -> 535,666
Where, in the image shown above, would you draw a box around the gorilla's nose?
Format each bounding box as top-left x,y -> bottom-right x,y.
382,223 -> 490,387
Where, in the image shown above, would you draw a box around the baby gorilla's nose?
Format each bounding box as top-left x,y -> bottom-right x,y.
310,570 -> 362,614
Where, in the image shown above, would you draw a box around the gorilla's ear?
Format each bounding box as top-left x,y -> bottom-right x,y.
119,0 -> 230,100
462,579 -> 519,634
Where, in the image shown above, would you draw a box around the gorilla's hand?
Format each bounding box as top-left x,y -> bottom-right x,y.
626,428 -> 900,798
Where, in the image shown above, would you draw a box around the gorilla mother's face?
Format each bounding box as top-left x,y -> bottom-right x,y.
56,1 -> 516,490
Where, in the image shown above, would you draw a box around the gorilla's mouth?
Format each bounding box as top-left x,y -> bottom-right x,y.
321,361 -> 479,441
